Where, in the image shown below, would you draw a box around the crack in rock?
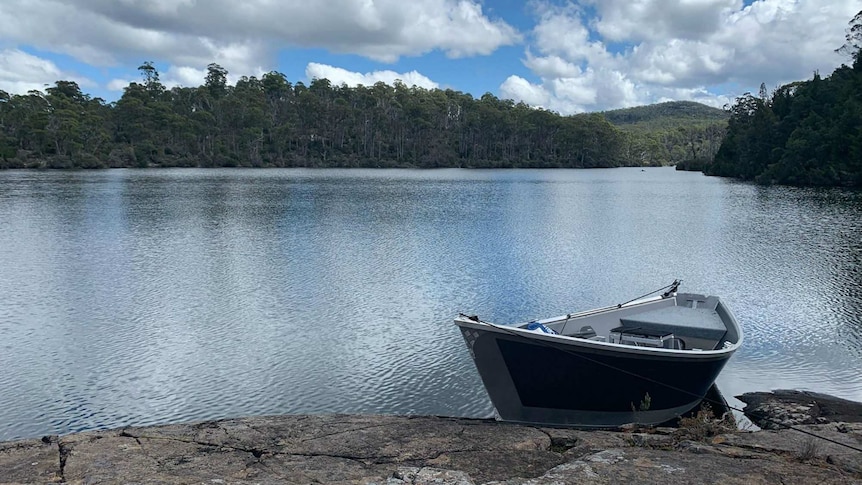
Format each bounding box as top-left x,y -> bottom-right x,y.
57,441 -> 70,482
120,430 -> 381,465
373,447 -> 480,466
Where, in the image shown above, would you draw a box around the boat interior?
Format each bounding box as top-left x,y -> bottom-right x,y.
520,293 -> 739,351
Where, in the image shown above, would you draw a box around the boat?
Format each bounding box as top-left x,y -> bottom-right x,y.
454,281 -> 743,427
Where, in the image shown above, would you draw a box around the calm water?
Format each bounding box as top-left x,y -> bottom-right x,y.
0,168 -> 860,441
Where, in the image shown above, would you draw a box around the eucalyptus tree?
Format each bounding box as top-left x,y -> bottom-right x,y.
7,90 -> 51,157
837,10 -> 862,60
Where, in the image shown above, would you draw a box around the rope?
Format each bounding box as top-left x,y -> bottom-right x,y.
461,314 -> 862,454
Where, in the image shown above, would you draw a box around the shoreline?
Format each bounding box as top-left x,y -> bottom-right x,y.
2,391 -> 861,484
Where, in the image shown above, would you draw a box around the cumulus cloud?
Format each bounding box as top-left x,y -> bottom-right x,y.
160,66 -> 209,89
500,75 -> 550,107
531,5 -> 611,64
523,52 -> 583,79
106,78 -> 133,92
305,63 -> 439,89
0,49 -> 91,94
0,0 -> 520,78
501,68 -> 640,114
585,0 -> 738,43
631,39 -> 734,86
501,0 -> 859,114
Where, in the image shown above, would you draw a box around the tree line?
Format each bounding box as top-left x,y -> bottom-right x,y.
0,62 -> 638,170
0,60 -> 733,171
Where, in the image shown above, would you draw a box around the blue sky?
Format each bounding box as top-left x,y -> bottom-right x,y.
0,0 -> 858,114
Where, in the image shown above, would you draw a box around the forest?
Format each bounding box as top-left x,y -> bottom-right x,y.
0,61 -> 725,171
704,60 -> 862,187
700,11 -> 862,187
0,65 -> 618,170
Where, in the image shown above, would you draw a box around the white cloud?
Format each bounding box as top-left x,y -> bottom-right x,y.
501,68 -> 640,114
0,0 -> 520,77
712,0 -> 855,84
523,52 -> 583,79
501,0 -> 859,114
352,0 -> 522,62
305,63 -> 439,89
500,75 -> 550,107
106,78 -> 133,91
531,4 -> 611,64
0,48 -> 92,94
161,66 -> 209,89
586,0 -> 739,43
630,39 -> 734,86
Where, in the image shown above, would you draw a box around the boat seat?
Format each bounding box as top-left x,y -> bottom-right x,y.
618,306 -> 726,341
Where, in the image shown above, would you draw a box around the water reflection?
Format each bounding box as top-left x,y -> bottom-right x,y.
0,168 -> 860,441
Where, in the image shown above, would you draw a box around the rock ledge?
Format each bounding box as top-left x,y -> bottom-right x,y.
1,411 -> 861,483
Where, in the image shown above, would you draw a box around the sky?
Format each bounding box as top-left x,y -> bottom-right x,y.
0,0 -> 858,115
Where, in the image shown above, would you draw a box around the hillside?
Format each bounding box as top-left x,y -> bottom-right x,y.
591,101 -> 729,167
600,101 -> 729,131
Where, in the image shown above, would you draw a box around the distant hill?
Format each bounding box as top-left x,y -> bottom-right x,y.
584,101 -> 729,167
599,101 -> 729,132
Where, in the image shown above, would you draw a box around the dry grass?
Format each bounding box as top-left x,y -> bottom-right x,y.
676,403 -> 737,442
796,438 -> 821,462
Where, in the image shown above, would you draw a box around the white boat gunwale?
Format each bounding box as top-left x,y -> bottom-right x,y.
454,318 -> 740,358
454,291 -> 743,358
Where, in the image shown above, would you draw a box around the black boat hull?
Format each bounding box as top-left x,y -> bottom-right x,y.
463,327 -> 733,427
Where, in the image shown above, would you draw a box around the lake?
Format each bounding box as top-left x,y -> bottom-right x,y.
0,167 -> 860,441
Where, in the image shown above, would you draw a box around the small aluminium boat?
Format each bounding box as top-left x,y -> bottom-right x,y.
455,281 -> 743,427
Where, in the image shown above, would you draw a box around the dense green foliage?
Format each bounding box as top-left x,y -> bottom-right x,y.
0,64 -> 637,169
705,11 -> 862,187
706,58 -> 862,186
599,102 -> 728,167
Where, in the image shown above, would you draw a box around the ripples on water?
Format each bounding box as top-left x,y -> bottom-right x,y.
0,168 -> 860,441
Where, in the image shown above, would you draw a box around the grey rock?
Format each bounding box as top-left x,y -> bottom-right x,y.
0,413 -> 860,484
738,390 -> 862,429
383,467 -> 476,484
720,423 -> 862,475
516,447 -> 859,485
0,435 -> 61,483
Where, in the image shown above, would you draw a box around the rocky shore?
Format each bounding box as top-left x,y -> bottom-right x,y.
2,391 -> 861,484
